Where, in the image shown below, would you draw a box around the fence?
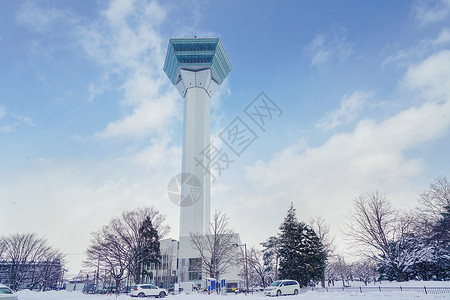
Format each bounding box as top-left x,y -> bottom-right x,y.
309,286 -> 450,295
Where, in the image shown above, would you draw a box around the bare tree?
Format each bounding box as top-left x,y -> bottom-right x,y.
86,225 -> 130,294
85,207 -> 170,293
310,217 -> 335,287
244,246 -> 270,288
415,176 -> 450,236
260,236 -> 279,282
330,255 -> 351,287
351,259 -> 377,285
190,211 -> 237,281
310,217 -> 335,256
178,265 -> 188,283
1,233 -> 64,291
325,261 -> 339,287
0,237 -> 6,261
324,256 -> 349,287
343,192 -> 427,282
34,250 -> 64,291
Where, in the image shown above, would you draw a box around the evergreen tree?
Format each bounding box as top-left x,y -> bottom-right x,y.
278,203 -> 326,287
132,216 -> 161,284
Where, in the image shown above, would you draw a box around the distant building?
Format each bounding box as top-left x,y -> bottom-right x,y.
143,238 -> 178,289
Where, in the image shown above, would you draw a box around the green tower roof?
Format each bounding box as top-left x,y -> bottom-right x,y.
163,38 -> 232,86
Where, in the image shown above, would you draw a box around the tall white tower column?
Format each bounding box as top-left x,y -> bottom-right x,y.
180,73 -> 211,236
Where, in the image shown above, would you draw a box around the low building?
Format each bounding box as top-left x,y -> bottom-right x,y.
144,236 -> 245,292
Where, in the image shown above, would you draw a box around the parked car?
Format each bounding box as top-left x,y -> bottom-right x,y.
0,284 -> 18,300
131,284 -> 168,298
264,280 -> 300,296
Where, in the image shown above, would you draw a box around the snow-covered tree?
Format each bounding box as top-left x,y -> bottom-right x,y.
278,203 -> 326,287
410,204 -> 450,281
344,192 -> 420,282
411,177 -> 450,280
377,233 -> 436,281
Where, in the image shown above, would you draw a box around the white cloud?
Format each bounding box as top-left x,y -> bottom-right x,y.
12,114 -> 34,127
215,50 -> 450,252
0,125 -> 13,134
433,27 -> 450,45
317,90 -> 375,130
307,31 -> 353,66
0,106 -> 34,134
401,50 -> 450,102
0,105 -> 6,119
96,91 -> 179,139
309,34 -> 331,66
0,135 -> 182,274
15,0 -> 73,34
382,27 -> 450,69
413,0 -> 450,25
79,0 -> 179,140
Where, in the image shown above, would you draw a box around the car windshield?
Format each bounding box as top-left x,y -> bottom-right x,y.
0,287 -> 12,294
269,281 -> 282,287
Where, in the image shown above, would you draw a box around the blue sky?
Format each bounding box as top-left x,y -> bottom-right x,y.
1,0 -> 450,275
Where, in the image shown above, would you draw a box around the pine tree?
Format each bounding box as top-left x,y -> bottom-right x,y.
140,217 -> 161,266
132,216 -> 161,284
278,203 -> 326,287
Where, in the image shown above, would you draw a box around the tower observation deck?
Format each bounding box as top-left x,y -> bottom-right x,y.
164,38 -> 232,238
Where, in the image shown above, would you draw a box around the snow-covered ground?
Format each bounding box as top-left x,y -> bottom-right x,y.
14,291 -> 450,300
16,281 -> 450,300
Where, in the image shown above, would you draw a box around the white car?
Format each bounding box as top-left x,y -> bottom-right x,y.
131,284 -> 168,298
264,280 -> 300,296
0,284 -> 18,300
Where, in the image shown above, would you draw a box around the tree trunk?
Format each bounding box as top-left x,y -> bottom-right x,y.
115,279 -> 121,295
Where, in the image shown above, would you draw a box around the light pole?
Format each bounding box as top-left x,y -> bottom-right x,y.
233,243 -> 249,295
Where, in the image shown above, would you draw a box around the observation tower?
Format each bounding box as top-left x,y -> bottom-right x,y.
163,38 -> 232,238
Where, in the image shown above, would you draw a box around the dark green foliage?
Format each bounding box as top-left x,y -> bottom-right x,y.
140,216 -> 161,266
131,216 -> 161,284
277,204 -> 326,287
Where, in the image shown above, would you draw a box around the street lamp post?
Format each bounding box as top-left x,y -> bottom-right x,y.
233,243 -> 249,295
